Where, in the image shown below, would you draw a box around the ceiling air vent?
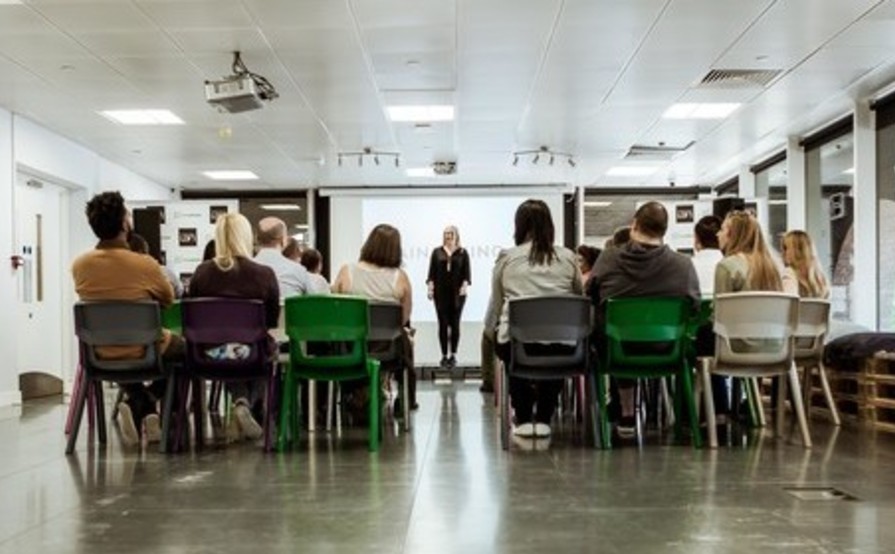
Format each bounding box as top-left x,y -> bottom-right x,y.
625,142 -> 694,161
698,69 -> 783,89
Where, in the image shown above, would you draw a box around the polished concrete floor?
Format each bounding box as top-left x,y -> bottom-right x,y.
1,383 -> 895,553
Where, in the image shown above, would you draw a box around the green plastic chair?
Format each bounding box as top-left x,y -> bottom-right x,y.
277,295 -> 381,452
597,297 -> 701,449
161,301 -> 182,334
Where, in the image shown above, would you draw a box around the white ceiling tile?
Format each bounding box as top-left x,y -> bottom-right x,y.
168,28 -> 268,55
31,3 -> 155,31
136,0 -> 253,29
73,30 -> 183,57
241,0 -> 351,30
0,32 -> 92,60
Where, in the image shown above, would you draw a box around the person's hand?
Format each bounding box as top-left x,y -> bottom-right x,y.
427,282 -> 434,300
459,283 -> 468,296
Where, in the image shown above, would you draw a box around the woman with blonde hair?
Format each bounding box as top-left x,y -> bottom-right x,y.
715,211 -> 784,293
426,225 -> 471,368
781,230 -> 830,299
189,213 -> 280,441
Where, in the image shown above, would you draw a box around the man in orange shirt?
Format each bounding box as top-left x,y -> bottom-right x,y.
71,191 -> 181,446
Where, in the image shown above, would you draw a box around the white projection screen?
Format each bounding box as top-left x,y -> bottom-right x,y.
328,189 -> 566,367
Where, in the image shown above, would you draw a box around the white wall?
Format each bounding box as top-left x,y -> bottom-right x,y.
0,112 -> 173,407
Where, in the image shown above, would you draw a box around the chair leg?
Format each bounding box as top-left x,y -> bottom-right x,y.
596,371 -> 611,449
680,365 -> 702,448
499,363 -> 510,451
65,376 -> 92,454
308,379 -> 317,432
801,364 -> 813,421
586,373 -> 599,449
702,360 -> 718,448
93,381 -> 107,445
749,378 -> 767,427
775,375 -> 786,439
403,368 -> 411,432
263,369 -> 277,453
788,364 -> 813,448
368,361 -> 381,452
160,374 -> 177,454
65,364 -> 84,436
817,362 -> 841,426
277,369 -> 294,452
326,381 -> 334,432
661,378 -> 675,429
110,387 -> 124,422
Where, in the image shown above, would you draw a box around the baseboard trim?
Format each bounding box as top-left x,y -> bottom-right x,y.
0,389 -> 22,407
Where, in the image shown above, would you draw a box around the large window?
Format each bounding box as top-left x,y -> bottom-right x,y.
753,153 -> 787,247
877,105 -> 895,330
804,124 -> 854,322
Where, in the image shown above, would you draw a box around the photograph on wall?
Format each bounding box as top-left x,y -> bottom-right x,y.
675,204 -> 694,224
210,205 -> 229,224
744,202 -> 758,217
148,205 -> 166,224
179,272 -> 193,291
178,227 -> 198,247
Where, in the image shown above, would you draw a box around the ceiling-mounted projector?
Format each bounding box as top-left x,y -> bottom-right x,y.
205,76 -> 264,113
205,51 -> 278,114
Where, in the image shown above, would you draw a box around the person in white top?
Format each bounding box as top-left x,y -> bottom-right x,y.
690,215 -> 724,296
253,217 -> 311,299
332,224 -> 416,409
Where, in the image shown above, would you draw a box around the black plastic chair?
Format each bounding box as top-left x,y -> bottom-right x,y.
368,301 -> 411,431
499,295 -> 597,450
166,298 -> 276,452
67,301 -> 167,455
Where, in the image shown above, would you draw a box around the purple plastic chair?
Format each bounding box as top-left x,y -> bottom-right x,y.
164,298 -> 276,452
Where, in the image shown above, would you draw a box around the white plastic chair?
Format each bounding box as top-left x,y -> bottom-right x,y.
701,292 -> 811,448
795,299 -> 840,426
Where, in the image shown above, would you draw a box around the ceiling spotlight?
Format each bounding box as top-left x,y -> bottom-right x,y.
532,154 -> 540,164
358,156 -> 363,167
374,155 -> 380,166
511,146 -> 576,168
513,155 -> 519,166
395,156 -> 400,167
335,148 -> 400,169
568,158 -> 576,168
549,155 -> 555,166
338,154 -> 343,167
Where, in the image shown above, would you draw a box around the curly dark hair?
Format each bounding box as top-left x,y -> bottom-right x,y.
86,191 -> 127,240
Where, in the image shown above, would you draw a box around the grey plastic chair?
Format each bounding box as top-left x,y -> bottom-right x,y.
500,295 -> 597,450
368,301 -> 411,431
702,292 -> 811,448
67,300 -> 167,455
795,299 -> 840,426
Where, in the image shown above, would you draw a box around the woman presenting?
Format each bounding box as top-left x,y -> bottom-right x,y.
427,225 -> 471,369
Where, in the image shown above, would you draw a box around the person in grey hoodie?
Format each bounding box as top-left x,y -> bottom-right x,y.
591,201 -> 700,434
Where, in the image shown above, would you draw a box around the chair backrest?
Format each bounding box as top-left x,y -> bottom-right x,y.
686,298 -> 714,339
74,300 -> 161,372
794,298 -> 830,360
285,295 -> 370,370
367,301 -> 403,362
161,301 -> 182,333
181,298 -> 269,369
713,292 -> 798,367
507,295 -> 590,376
604,297 -> 690,369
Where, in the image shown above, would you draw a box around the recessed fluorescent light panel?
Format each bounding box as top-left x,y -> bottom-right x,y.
842,167 -> 855,175
100,109 -> 184,125
583,201 -> 613,208
406,167 -> 435,177
260,204 -> 302,211
387,105 -> 454,122
605,166 -> 659,177
662,103 -> 741,120
202,170 -> 259,180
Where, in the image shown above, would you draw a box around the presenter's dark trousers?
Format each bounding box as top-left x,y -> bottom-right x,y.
435,295 -> 465,356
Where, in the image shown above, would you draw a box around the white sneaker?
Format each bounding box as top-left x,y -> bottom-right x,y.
534,423 -> 551,437
234,403 -> 263,441
143,414 -> 161,444
116,402 -> 139,446
513,422 -> 535,438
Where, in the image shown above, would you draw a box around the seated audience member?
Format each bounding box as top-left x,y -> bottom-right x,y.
591,201 -> 700,434
300,247 -> 331,294
282,237 -> 303,262
575,244 -> 601,290
332,224 -> 417,410
254,216 -> 310,299
485,199 -> 582,439
715,211 -> 785,294
691,215 -> 724,296
127,232 -> 183,298
689,215 -> 726,417
781,230 -> 830,299
604,226 -> 631,250
189,213 -> 280,441
202,239 -> 216,263
71,191 -> 180,446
